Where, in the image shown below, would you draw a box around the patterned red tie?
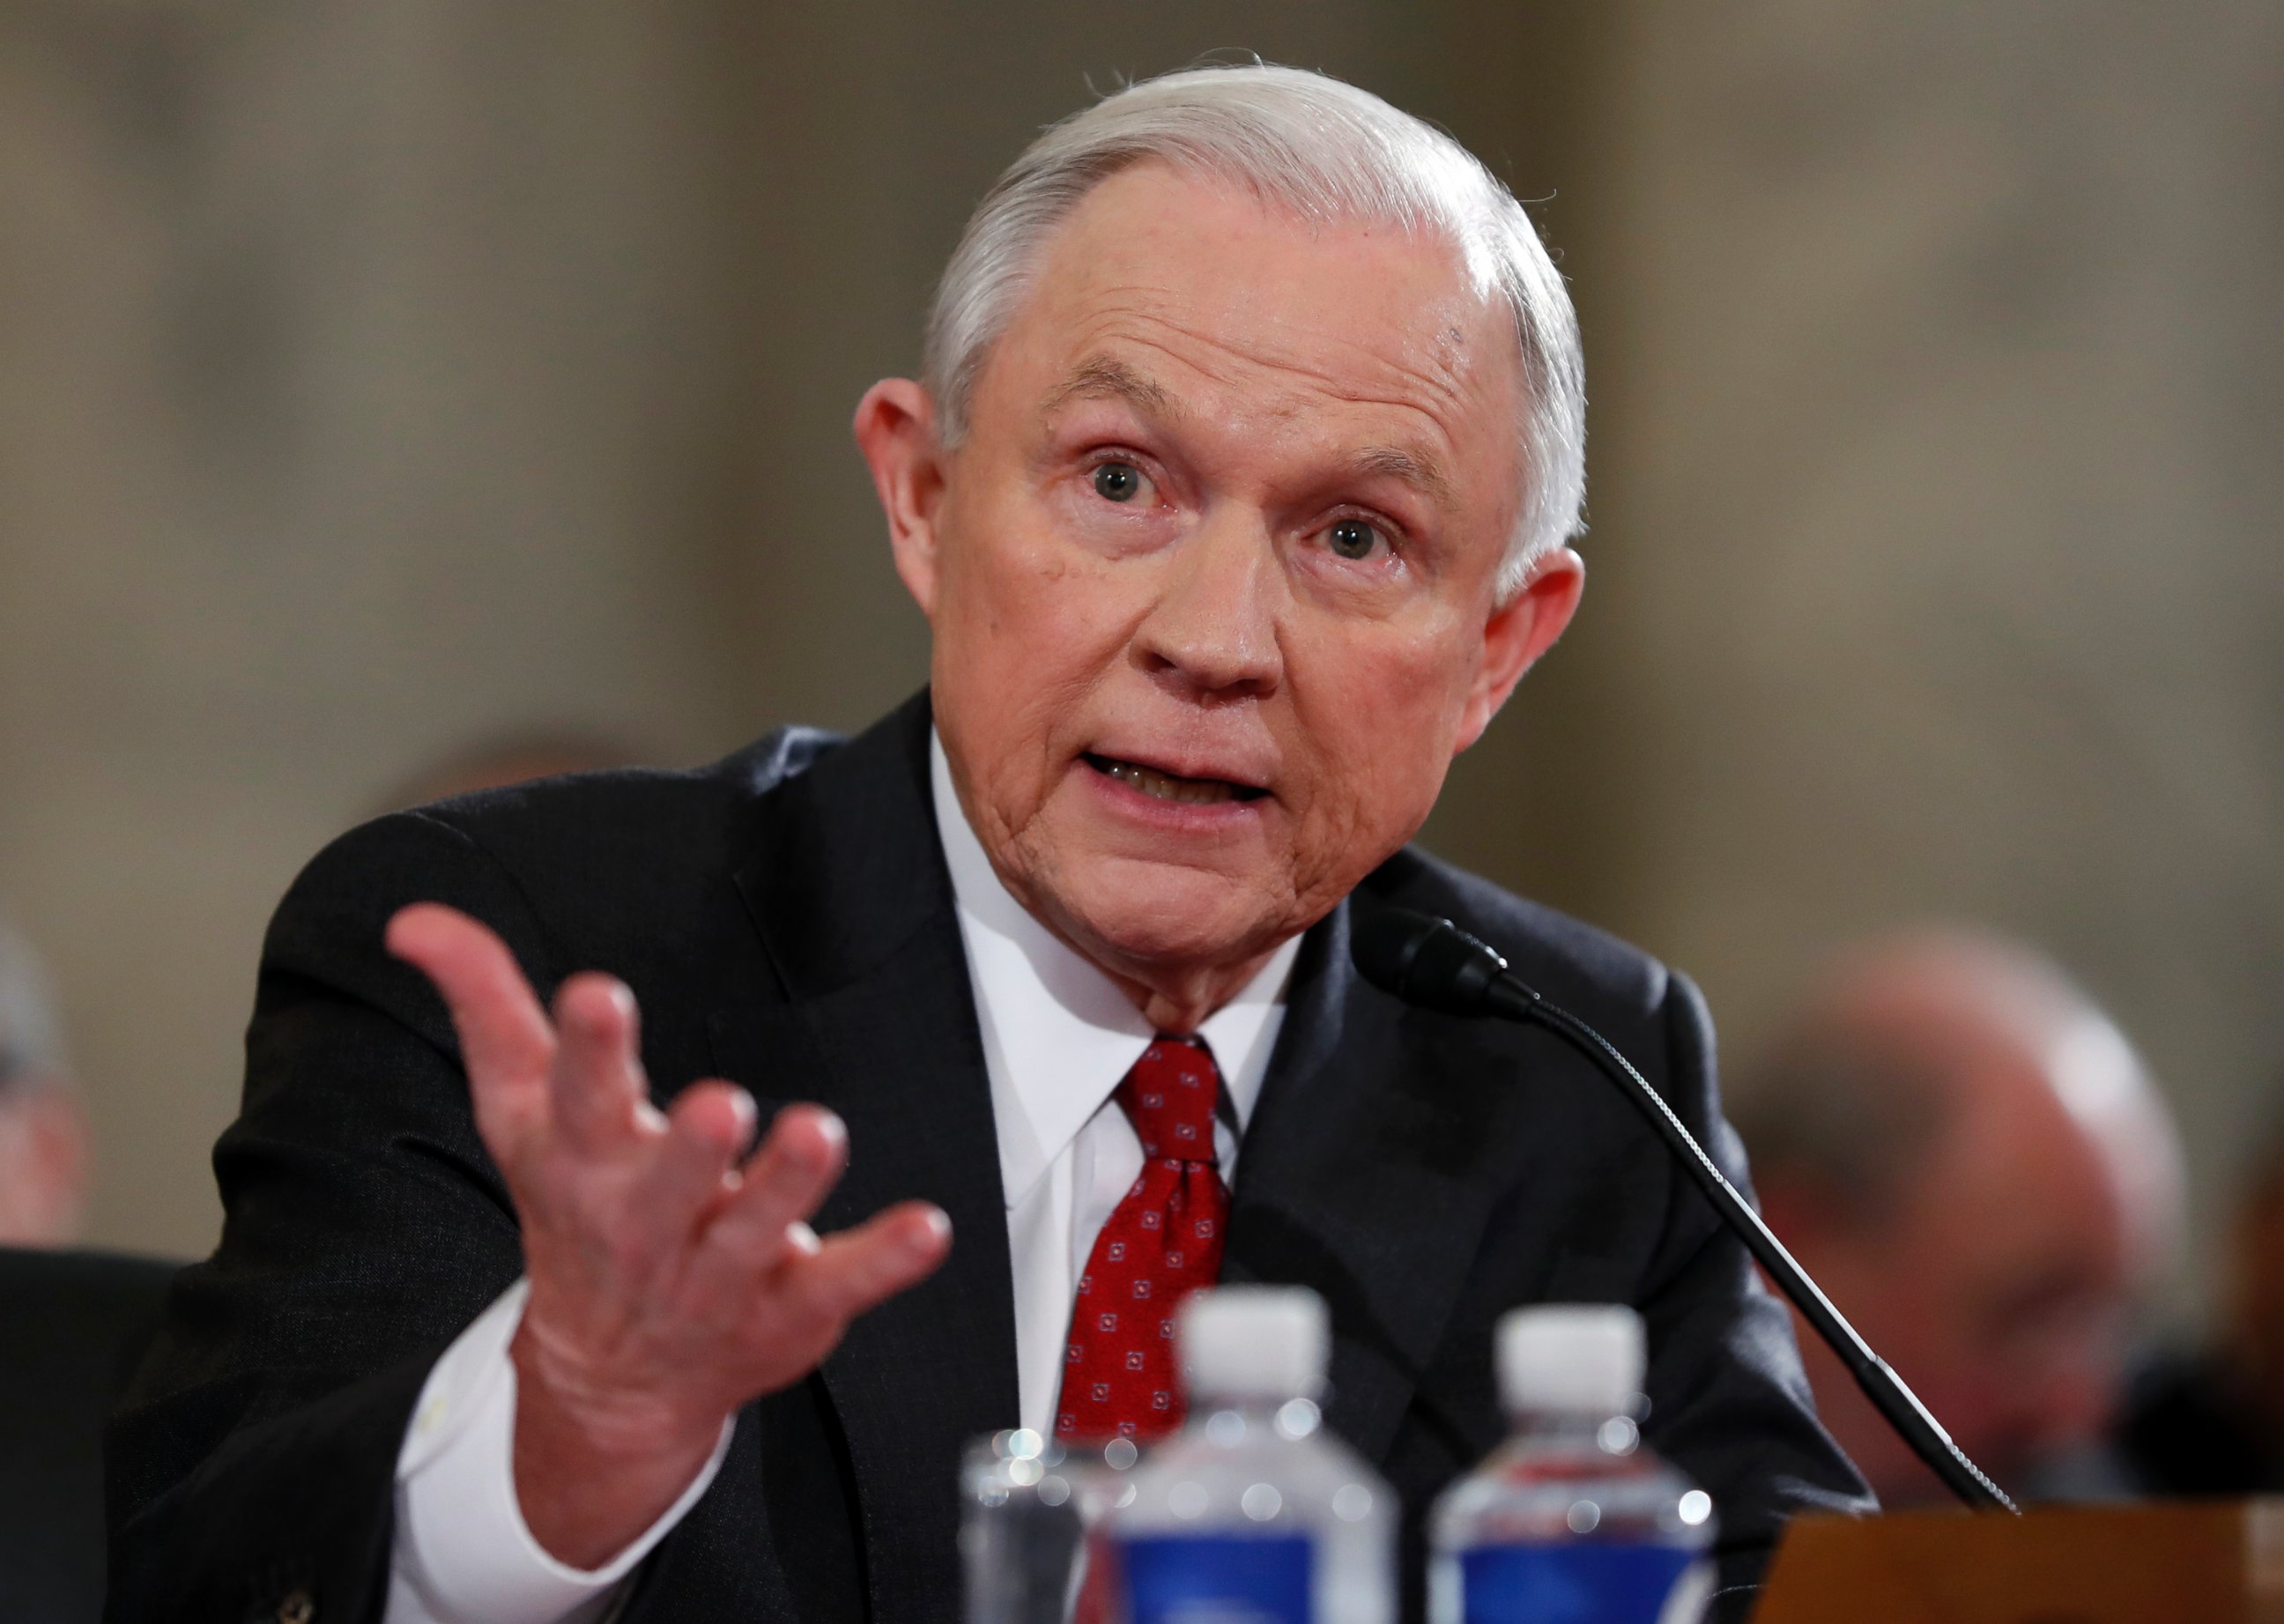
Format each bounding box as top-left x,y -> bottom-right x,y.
1055,1036 -> 1229,1442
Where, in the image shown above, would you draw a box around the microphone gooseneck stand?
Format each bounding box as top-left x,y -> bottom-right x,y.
1353,908 -> 2020,1515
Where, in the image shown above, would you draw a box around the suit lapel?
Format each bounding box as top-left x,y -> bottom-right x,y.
716,693 -> 1018,1624
1227,898 -> 1527,1465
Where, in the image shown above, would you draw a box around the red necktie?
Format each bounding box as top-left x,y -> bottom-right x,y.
1055,1036 -> 1229,1442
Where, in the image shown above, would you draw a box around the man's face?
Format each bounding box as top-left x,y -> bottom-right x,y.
1777,1032 -> 2143,1502
863,164 -> 1578,995
1872,1079 -> 2134,1495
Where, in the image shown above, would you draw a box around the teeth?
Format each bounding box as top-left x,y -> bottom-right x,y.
1100,758 -> 1239,805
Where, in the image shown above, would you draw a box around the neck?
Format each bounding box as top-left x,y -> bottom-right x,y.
1105,952 -> 1279,1034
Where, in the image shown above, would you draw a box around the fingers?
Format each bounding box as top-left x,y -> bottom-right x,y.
387,904 -> 554,1156
627,1080 -> 757,1245
704,1105 -> 850,1267
787,1201 -> 953,1324
550,974 -> 650,1157
387,905 -> 659,1180
389,905 -> 946,1411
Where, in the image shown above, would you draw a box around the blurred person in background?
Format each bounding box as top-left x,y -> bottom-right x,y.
2117,1109 -> 2284,1495
1734,927 -> 2185,1506
0,910 -> 87,1247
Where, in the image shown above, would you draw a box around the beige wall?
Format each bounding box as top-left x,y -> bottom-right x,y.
1576,0 -> 2284,1316
4,5 -> 756,1255
4,3 -> 2278,1334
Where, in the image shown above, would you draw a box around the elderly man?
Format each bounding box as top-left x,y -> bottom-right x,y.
1735,928 -> 2184,1507
109,65 -> 1865,1623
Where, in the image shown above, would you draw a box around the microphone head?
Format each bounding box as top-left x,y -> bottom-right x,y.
1351,908 -> 1512,1016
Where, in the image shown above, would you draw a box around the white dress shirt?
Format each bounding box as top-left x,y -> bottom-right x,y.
382,731 -> 1300,1624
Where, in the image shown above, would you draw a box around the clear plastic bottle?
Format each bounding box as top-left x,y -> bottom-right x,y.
960,1428 -> 1084,1624
1429,1306 -> 1717,1624
1103,1286 -> 1395,1624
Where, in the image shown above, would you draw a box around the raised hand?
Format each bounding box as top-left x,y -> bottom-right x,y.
386,902 -> 952,1568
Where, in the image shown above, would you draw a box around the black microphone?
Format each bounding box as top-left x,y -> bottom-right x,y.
1353,907 -> 2019,1515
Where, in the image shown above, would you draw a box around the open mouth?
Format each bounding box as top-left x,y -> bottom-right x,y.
1085,753 -> 1267,807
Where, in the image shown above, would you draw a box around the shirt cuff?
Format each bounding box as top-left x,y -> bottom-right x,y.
387,1278 -> 735,1624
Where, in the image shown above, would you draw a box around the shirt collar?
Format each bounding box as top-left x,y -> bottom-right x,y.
930,730 -> 1299,1210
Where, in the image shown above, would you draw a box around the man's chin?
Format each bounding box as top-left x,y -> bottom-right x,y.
1041,864 -> 1293,980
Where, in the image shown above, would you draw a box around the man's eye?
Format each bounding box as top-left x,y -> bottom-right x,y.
1092,461 -> 1146,503
1326,518 -> 1385,560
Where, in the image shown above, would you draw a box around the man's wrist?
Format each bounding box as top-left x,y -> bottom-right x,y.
393,1279 -> 737,1624
508,1322 -> 730,1570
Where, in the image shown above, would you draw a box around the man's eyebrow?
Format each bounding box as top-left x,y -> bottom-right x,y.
1346,443 -> 1457,510
1041,359 -> 1455,508
1040,356 -> 1180,422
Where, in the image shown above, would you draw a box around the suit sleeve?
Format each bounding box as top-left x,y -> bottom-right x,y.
105,811 -> 560,1624
1632,968 -> 1874,1619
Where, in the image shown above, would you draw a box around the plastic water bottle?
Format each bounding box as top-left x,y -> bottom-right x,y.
960,1428 -> 1145,1624
1103,1286 -> 1395,1624
961,1428 -> 1085,1624
1429,1305 -> 1717,1624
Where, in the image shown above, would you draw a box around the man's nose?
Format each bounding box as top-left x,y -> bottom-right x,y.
1130,511 -> 1284,699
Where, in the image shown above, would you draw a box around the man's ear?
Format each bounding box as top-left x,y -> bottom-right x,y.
1453,545 -> 1585,753
852,378 -> 947,619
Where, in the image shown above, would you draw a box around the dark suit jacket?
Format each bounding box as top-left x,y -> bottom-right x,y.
107,691 -> 1867,1623
0,1248 -> 176,1624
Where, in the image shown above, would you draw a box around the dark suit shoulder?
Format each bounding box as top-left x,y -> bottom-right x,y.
1358,845 -> 1674,1030
275,724 -> 849,982
1351,843 -> 1725,1148
400,723 -> 842,886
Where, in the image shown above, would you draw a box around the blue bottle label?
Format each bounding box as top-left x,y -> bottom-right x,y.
1119,1533 -> 1314,1624
1459,1545 -> 1710,1624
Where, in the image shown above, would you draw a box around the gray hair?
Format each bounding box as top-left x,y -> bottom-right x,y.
923,63 -> 1586,599
0,912 -> 69,1096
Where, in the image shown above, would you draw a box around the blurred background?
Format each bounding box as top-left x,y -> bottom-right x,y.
2,0 -> 2278,1359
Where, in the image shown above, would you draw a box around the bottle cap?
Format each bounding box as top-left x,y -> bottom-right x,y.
1497,1304 -> 1644,1417
1180,1287 -> 1329,1402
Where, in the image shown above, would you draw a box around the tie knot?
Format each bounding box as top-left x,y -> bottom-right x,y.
1116,1037 -> 1221,1165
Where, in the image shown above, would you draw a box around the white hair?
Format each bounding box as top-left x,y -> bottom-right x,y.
0,912 -> 67,1094
923,63 -> 1586,598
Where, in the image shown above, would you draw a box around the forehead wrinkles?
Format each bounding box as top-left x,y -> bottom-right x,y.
1051,286 -> 1491,448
